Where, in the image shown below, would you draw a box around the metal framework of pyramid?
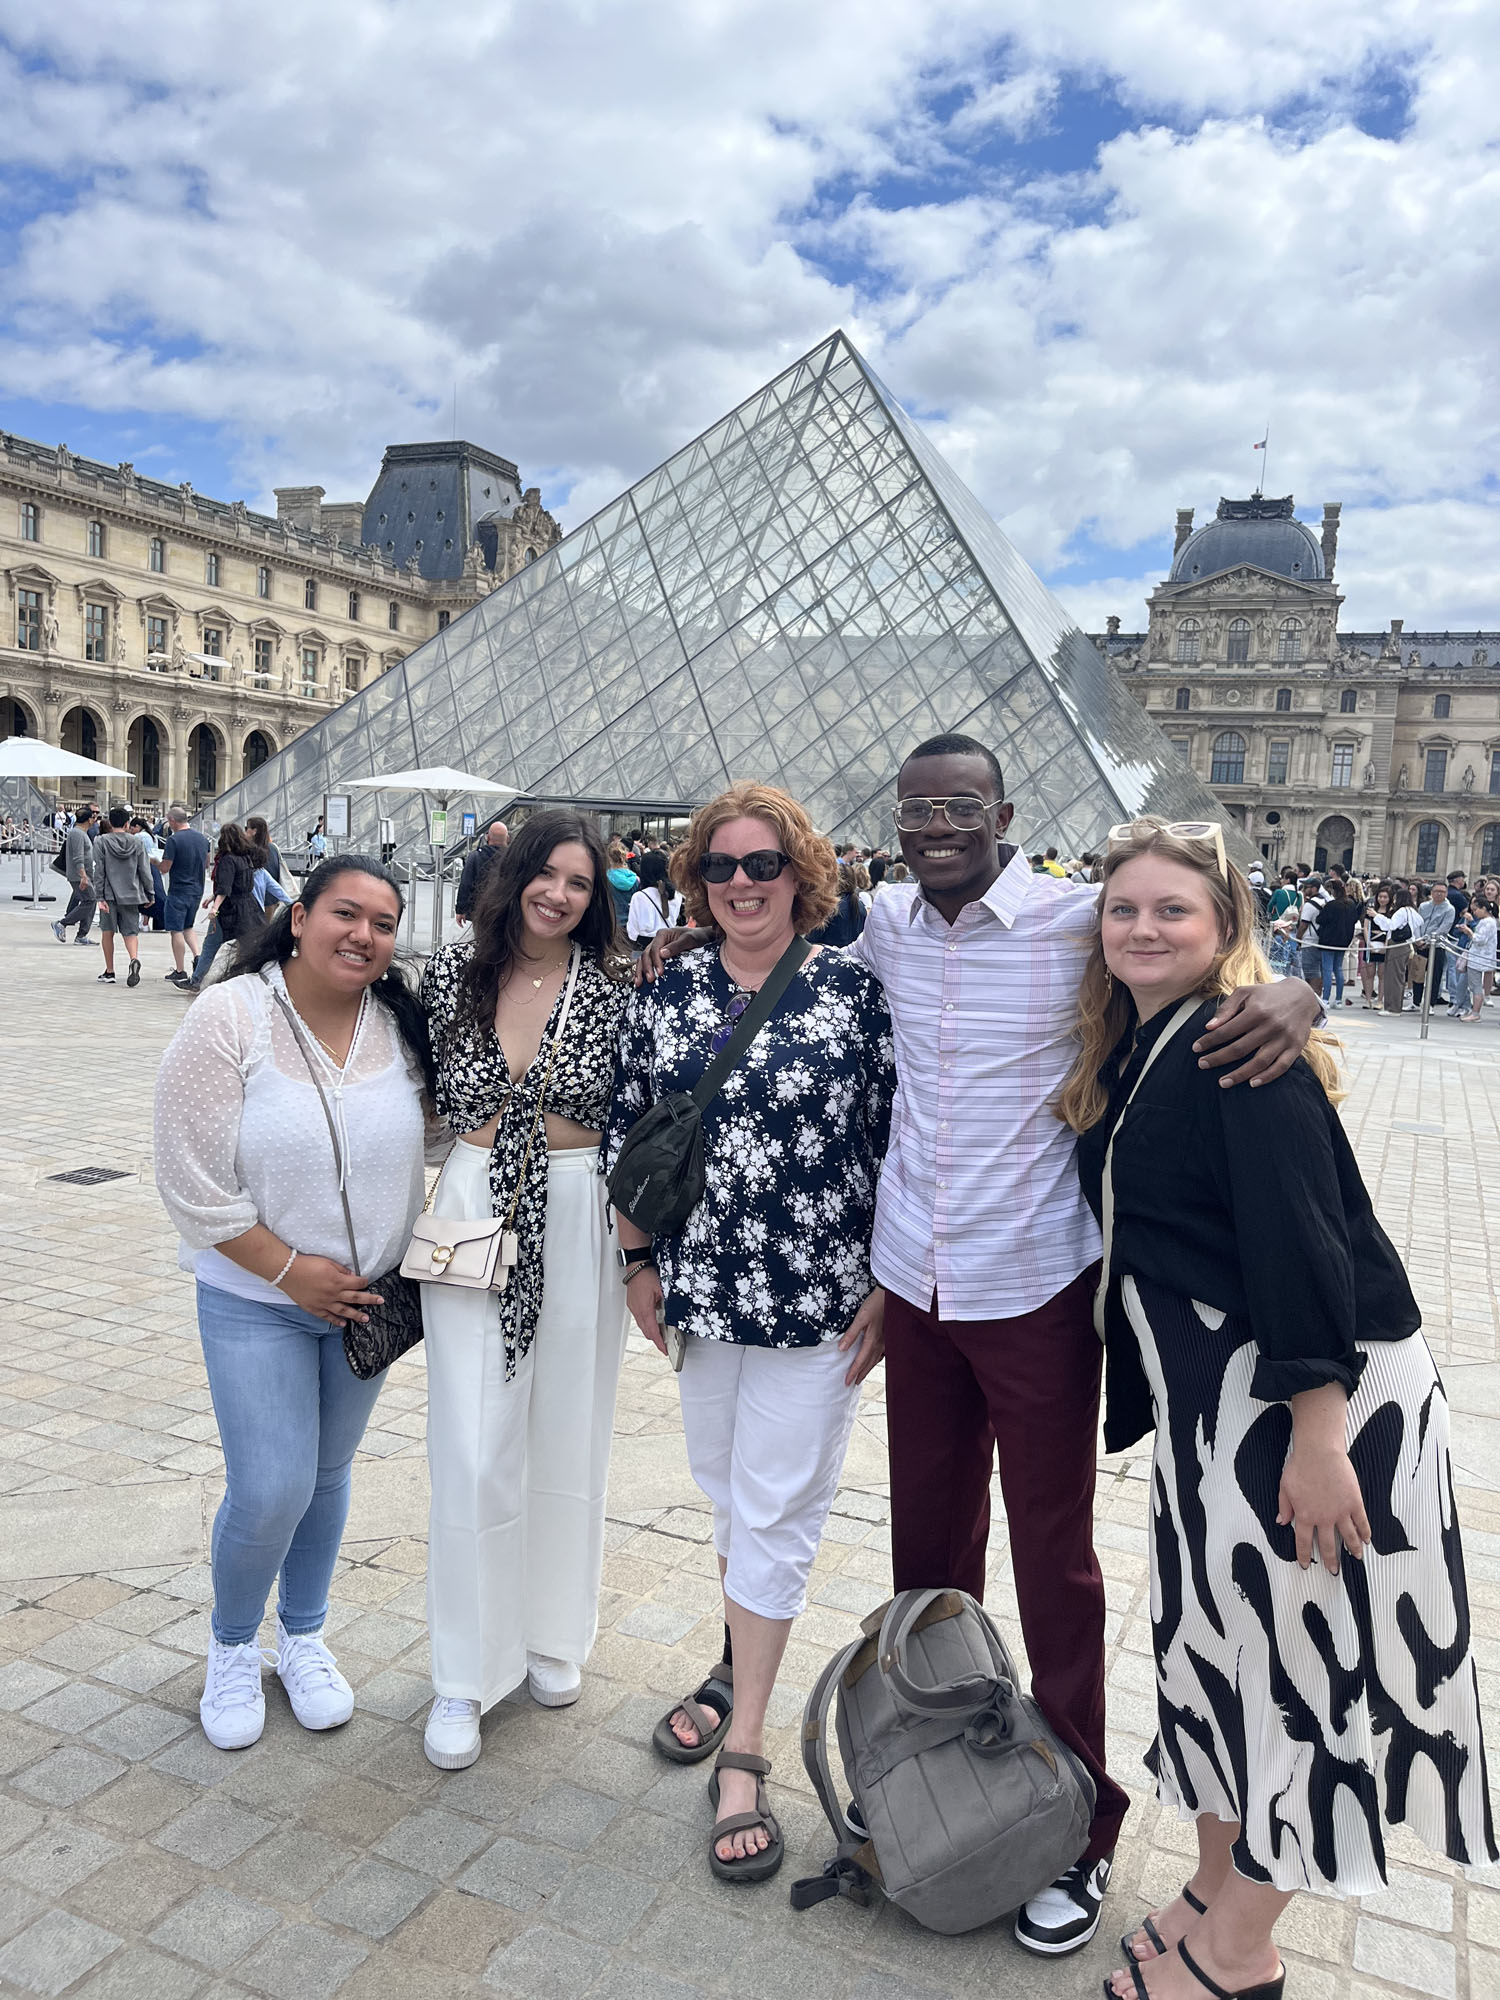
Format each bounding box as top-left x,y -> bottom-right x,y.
212,331 -> 1231,854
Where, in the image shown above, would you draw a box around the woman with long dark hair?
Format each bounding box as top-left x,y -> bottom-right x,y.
190,823 -> 264,989
417,810 -> 632,1769
626,847 -> 682,950
155,858 -> 434,1752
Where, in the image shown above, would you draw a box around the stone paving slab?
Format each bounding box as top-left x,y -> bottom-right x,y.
0,901 -> 1497,1998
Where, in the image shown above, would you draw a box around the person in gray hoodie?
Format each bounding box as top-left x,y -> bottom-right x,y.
94,805 -> 156,987
51,804 -> 100,945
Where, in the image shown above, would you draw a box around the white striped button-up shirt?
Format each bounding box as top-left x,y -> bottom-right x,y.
851,852 -> 1101,1320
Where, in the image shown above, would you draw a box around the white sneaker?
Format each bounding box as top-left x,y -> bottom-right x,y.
424,1695 -> 481,1769
200,1637 -> 274,1750
527,1652 -> 582,1707
276,1621 -> 354,1731
1014,1853 -> 1113,1956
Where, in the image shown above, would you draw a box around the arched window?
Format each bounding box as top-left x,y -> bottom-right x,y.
1339,689 -> 1358,713
244,730 -> 272,775
1226,617 -> 1251,663
1274,687 -> 1292,712
1414,821 -> 1442,874
1210,731 -> 1246,784
1174,686 -> 1191,711
1433,693 -> 1451,719
190,724 -> 219,795
1480,824 -> 1500,874
1176,618 -> 1200,664
1276,617 -> 1303,662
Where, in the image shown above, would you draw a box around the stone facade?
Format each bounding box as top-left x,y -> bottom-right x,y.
1094,496 -> 1500,881
0,433 -> 560,811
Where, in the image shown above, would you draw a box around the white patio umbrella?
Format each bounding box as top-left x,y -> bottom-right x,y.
0,739 -> 129,909
341,768 -> 520,947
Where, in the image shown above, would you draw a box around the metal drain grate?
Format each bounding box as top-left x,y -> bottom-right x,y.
46,1167 -> 131,1186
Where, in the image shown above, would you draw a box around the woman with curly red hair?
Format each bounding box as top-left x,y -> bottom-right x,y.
603,781 -> 895,1887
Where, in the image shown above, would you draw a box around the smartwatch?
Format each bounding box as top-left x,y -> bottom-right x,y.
617,1248 -> 655,1277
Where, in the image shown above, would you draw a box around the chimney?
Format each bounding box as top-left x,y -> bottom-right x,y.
1106,614 -> 1121,636
1320,502 -> 1341,579
274,485 -> 326,533
1173,508 -> 1194,556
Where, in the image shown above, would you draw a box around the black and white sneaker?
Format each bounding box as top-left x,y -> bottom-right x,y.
1014,1853 -> 1112,1956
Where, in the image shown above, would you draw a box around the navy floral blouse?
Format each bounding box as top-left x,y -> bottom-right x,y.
602,945 -> 895,1348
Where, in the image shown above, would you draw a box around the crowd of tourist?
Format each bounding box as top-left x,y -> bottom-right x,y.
138,734 -> 1493,2000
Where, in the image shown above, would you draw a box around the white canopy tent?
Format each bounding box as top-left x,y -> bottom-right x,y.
0,739 -> 130,909
341,767 -> 519,950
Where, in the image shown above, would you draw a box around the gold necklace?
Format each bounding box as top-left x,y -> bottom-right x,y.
515,955 -> 569,993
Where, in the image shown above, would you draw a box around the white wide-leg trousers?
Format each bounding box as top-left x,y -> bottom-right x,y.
421,1141 -> 628,1710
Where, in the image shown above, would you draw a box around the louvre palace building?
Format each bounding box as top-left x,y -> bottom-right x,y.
0,431 -> 559,811
1093,495 -> 1500,882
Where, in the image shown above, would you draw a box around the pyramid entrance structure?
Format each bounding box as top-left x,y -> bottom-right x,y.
212,332 -> 1232,855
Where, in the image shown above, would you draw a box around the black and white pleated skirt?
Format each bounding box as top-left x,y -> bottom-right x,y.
1122,1275 -> 1497,1896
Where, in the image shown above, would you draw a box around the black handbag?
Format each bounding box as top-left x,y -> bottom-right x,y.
274,994 -> 427,1380
608,936 -> 810,1235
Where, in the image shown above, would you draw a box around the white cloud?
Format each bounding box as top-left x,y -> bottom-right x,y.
0,0 -> 1495,632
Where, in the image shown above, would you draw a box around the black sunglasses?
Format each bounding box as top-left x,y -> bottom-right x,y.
697,848 -> 793,885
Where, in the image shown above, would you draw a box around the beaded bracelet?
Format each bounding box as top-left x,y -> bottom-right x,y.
271,1249 -> 298,1289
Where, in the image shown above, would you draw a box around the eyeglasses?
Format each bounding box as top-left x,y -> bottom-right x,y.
709,991 -> 752,1054
1106,819 -> 1227,880
698,848 -> 792,884
892,796 -> 999,833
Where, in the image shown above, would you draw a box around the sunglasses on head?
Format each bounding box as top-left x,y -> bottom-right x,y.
1106,819 -> 1227,880
697,848 -> 793,885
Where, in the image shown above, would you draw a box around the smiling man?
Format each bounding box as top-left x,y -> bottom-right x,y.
848,733 -> 1321,1957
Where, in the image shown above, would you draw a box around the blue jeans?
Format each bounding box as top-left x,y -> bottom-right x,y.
197,1281 -> 387,1645
193,918 -> 225,986
1319,947 -> 1346,1006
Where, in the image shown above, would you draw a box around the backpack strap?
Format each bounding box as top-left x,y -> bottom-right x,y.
790,1634 -> 876,1914
876,1588 -> 1013,1718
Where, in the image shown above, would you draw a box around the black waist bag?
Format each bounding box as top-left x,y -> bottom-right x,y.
608,936 -> 809,1235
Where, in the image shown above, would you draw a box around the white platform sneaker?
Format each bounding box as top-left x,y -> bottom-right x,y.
527,1653 -> 582,1707
424,1695 -> 482,1769
276,1622 -> 355,1731
200,1637 -> 274,1750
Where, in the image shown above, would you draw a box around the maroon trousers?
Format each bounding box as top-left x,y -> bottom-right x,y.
884,1267 -> 1130,1864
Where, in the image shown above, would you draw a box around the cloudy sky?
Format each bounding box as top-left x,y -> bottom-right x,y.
1,1 -> 1496,635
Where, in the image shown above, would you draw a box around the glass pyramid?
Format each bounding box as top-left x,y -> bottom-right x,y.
213,331 -> 1231,856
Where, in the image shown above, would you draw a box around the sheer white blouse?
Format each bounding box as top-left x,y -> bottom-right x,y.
154,965 -> 428,1306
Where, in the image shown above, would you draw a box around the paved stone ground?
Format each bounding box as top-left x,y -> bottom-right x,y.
0,877 -> 1496,2000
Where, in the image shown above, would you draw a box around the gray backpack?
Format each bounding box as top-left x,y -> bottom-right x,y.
792,1588 -> 1095,1935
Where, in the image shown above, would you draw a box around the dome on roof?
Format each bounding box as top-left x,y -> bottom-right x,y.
1170,496 -> 1324,585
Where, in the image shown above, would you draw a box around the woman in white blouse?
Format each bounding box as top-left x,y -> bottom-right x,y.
626,848 -> 683,951
155,856 -> 434,1753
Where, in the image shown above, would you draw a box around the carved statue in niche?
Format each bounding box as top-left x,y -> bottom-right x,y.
1462,765 -> 1475,791
231,648 -> 245,684
1397,763 -> 1409,790
1474,649 -> 1487,669
114,623 -> 128,664
41,609 -> 59,655
1363,762 -> 1375,787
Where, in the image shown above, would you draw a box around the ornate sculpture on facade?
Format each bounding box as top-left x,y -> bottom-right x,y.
41,608 -> 59,655
1462,764 -> 1475,791
231,648 -> 246,684
1363,762 -> 1375,787
1397,763 -> 1409,791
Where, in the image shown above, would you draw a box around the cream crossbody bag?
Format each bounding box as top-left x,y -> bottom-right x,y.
1092,996 -> 1201,1341
401,946 -> 582,1293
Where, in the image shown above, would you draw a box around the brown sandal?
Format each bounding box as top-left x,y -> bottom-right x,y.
707,1749 -> 784,1884
651,1660 -> 733,1765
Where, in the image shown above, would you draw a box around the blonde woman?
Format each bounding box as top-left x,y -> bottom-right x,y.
1056,822 -> 1494,2000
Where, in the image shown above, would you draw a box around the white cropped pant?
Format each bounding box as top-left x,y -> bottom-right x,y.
677,1336 -> 861,1621
422,1141 -> 628,1710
